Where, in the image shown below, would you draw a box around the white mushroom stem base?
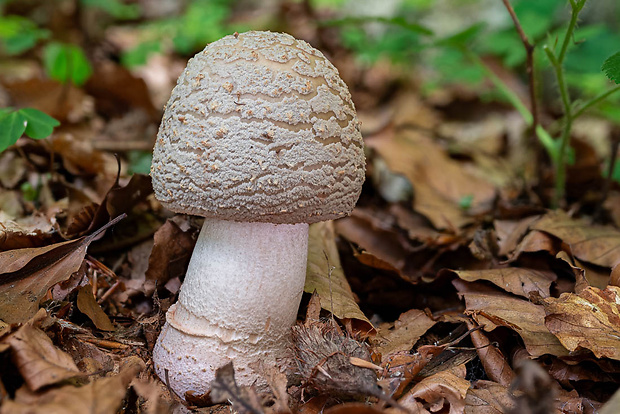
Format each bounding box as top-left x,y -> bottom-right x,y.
153,218 -> 309,398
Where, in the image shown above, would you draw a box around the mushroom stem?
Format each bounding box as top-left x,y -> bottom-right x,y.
153,217 -> 309,397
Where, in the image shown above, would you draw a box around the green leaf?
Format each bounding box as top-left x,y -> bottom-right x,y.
121,39 -> 161,68
0,111 -> 27,152
80,0 -> 141,19
0,15 -> 49,55
602,51 -> 620,84
20,108 -> 60,139
43,42 -> 93,86
322,15 -> 433,36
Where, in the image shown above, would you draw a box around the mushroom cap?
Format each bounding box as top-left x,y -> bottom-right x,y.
151,31 -> 365,224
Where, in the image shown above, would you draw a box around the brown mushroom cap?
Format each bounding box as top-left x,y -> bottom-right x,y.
151,31 -> 365,224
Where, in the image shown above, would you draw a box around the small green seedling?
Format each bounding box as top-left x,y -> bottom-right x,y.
43,42 -> 93,85
0,108 -> 60,153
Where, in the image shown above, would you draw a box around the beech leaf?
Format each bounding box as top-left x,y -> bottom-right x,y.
305,221 -> 374,334
543,285 -> 620,360
0,215 -> 124,323
76,285 -> 115,331
6,309 -> 81,391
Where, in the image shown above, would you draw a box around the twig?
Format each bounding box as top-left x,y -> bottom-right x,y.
501,0 -> 539,143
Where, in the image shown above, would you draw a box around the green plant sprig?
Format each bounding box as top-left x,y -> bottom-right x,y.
0,108 -> 60,153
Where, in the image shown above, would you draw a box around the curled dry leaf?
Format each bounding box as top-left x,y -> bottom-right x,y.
304,221 -> 374,334
464,381 -> 515,414
0,215 -> 124,323
372,309 -> 436,360
0,356 -> 145,414
532,211 -> 620,267
397,368 -> 470,414
445,268 -> 556,299
494,216 -> 541,258
76,284 -> 115,331
543,285 -> 620,360
5,309 -> 81,391
453,280 -> 568,357
366,128 -> 496,230
466,321 -> 515,387
335,213 -> 413,282
0,212 -> 57,251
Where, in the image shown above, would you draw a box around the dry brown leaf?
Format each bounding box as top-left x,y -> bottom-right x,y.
466,322 -> 515,387
366,128 -> 495,229
545,356 -> 614,386
532,211 -> 620,267
543,285 -> 620,360
372,309 -> 436,359
0,356 -> 144,414
398,368 -> 470,414
145,220 -> 195,293
0,212 -> 57,251
305,221 -> 373,334
76,285 -> 115,331
0,216 -> 123,323
494,216 -> 541,257
447,268 -> 556,299
324,403 -> 387,414
453,280 -> 568,357
508,230 -> 559,261
5,309 -> 81,391
464,381 -> 515,414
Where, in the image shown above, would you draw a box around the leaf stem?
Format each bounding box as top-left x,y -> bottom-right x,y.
572,85 -> 620,119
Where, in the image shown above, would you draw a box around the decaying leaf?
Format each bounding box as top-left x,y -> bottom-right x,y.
304,221 -> 374,334
76,285 -> 115,331
464,381 -> 515,414
0,356 -> 145,414
446,268 -> 556,299
372,309 -> 436,359
543,285 -> 620,360
397,367 -> 470,414
0,212 -> 57,251
467,321 -> 515,387
453,280 -> 568,357
335,213 -> 414,282
5,309 -> 81,391
210,362 -> 264,414
0,215 -> 124,324
494,216 -> 541,258
532,211 -> 620,267
366,128 -> 496,229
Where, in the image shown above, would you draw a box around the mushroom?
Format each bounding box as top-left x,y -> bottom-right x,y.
150,31 -> 365,397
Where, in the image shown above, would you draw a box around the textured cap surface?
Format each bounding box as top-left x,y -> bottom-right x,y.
151,31 -> 365,224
